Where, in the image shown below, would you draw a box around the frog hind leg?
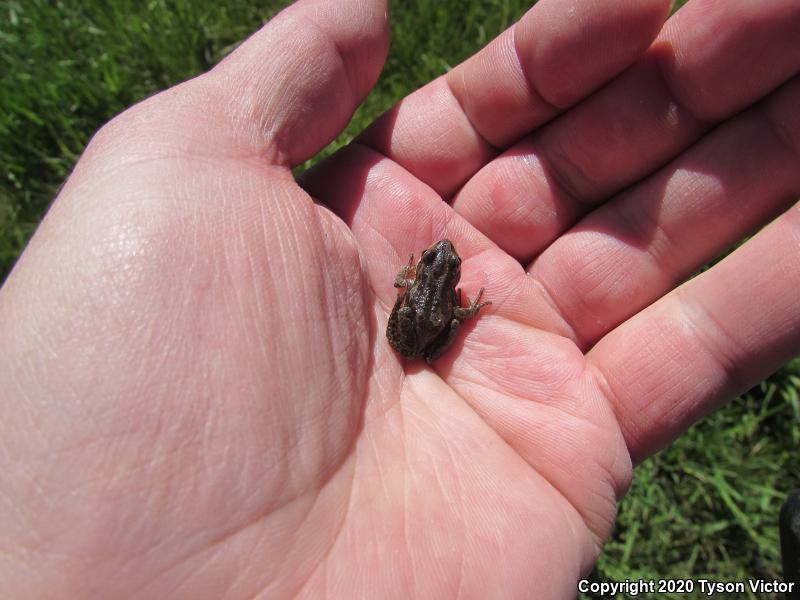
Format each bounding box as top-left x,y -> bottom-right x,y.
387,302 -> 419,358
424,318 -> 461,364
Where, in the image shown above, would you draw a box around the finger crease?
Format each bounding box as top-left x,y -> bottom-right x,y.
762,96 -> 800,166
675,286 -> 751,394
442,76 -> 501,177
510,21 -> 561,112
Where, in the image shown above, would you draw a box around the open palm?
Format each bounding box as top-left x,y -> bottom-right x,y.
2,0 -> 800,597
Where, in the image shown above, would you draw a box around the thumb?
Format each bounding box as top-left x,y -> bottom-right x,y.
210,0 -> 389,166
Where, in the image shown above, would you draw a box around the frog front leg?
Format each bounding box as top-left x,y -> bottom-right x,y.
394,254 -> 416,288
453,287 -> 491,320
423,318 -> 461,364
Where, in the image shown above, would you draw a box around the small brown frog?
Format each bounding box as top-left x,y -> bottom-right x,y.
386,239 -> 491,363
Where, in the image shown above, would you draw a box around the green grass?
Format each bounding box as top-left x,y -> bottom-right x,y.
1,0 -> 798,596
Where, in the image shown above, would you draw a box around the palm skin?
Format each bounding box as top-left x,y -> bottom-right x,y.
2,0 -> 800,598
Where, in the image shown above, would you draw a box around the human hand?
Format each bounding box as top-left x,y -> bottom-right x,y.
1,0 -> 799,598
